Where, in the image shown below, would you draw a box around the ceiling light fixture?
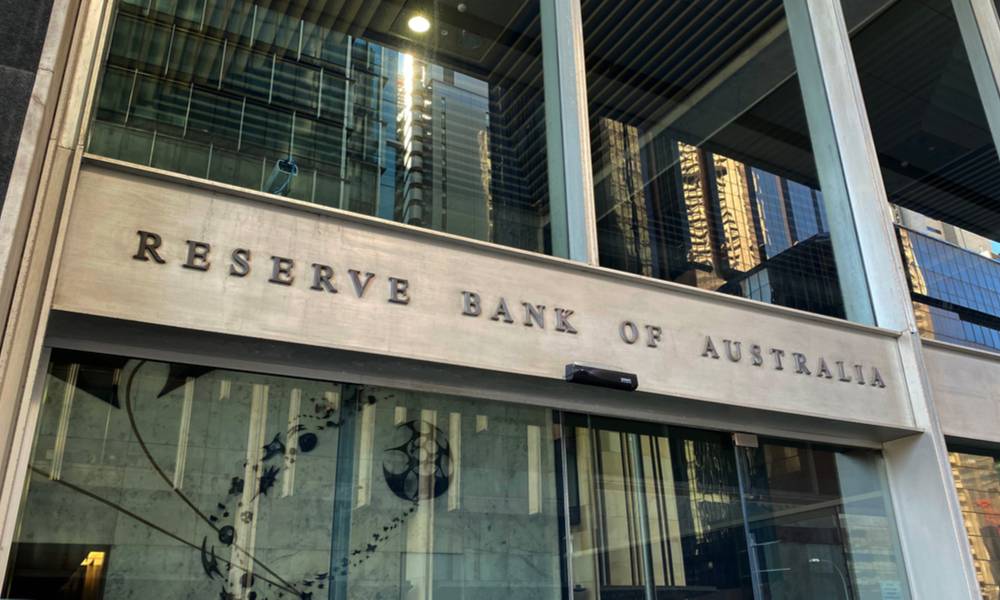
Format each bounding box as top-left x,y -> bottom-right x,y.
408,15 -> 431,33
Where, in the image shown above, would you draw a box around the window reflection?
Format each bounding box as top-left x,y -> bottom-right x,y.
845,0 -> 1000,351
565,416 -> 753,599
950,450 -> 1000,600
564,416 -> 911,600
739,442 -> 910,600
89,1 -> 553,254
897,225 -> 1000,351
5,351 -> 563,600
3,351 -> 913,600
583,1 -> 844,319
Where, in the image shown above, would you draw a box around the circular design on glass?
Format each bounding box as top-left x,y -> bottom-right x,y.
298,432 -> 318,453
382,420 -> 452,502
218,525 -> 235,546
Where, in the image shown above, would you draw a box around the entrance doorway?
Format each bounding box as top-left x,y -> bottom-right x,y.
561,414 -> 909,600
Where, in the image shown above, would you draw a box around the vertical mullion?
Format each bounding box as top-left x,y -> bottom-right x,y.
628,433 -> 656,600
539,0 -> 598,264
124,68 -> 139,125
339,38 -> 353,210
952,0 -> 1000,160
555,412 -> 576,599
182,82 -> 193,137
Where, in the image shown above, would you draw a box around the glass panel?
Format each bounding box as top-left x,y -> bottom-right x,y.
4,350 -> 563,599
898,227 -> 1000,351
581,1 -> 846,319
736,440 -> 910,600
563,414 -> 754,599
87,0 -> 555,255
949,449 -> 1000,600
843,0 -> 1000,351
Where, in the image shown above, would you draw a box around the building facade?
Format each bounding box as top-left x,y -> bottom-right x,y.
3,1 -> 1000,599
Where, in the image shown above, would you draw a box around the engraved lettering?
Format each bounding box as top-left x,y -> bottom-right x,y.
348,270 -> 375,298
870,367 -> 886,388
724,339 -> 742,362
310,264 -> 337,293
620,321 -> 639,344
702,336 -> 720,359
490,298 -> 514,323
554,308 -> 578,334
792,353 -> 811,375
269,256 -> 295,286
693,337 -> 884,390
770,348 -> 785,370
523,303 -> 545,328
462,291 -> 481,317
816,358 -> 833,379
388,277 -> 410,304
836,360 -> 852,383
133,230 -> 166,264
183,240 -> 211,271
229,248 -> 251,277
645,325 -> 662,348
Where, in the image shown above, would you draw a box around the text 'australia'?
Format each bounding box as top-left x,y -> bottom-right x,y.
700,335 -> 887,389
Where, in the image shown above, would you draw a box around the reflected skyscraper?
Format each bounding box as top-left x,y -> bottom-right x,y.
710,154 -> 761,276
950,452 -> 1000,600
752,168 -> 793,258
896,217 -> 1000,351
593,118 -> 654,276
591,119 -> 839,316
397,57 -> 494,241
678,141 -> 719,287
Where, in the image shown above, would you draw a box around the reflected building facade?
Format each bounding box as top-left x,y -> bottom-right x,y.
592,124 -> 841,317
89,0 -> 550,254
897,215 -> 1000,351
951,450 -> 1000,600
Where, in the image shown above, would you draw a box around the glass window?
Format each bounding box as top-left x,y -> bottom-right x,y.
845,0 -> 1000,351
949,449 -> 1000,600
563,414 -> 911,600
564,416 -> 753,598
897,226 -> 1000,352
582,1 -> 846,319
87,1 -> 555,255
738,440 -> 911,600
3,350 -> 563,599
2,351 -> 913,599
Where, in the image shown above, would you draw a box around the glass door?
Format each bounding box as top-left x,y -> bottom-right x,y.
734,440 -> 910,600
561,413 -> 754,600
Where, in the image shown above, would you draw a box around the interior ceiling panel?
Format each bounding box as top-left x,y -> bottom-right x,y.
237,0 -> 1000,238
583,0 -> 785,129
581,0 -> 1000,240
582,0 -> 819,187
848,0 -> 1000,239
248,0 -> 542,80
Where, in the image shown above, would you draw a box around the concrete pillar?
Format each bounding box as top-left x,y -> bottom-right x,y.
784,0 -> 980,597
539,0 -> 599,264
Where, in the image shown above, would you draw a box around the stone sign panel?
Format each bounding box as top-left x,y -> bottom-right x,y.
52,164 -> 915,429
